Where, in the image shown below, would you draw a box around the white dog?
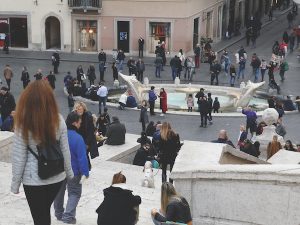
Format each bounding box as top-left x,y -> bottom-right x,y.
141,161 -> 155,188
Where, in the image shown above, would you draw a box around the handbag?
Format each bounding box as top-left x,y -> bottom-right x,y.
28,141 -> 64,180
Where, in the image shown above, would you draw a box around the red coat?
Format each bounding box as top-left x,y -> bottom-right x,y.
160,91 -> 168,113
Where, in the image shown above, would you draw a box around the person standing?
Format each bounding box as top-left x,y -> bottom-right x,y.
112,62 -> 118,81
97,82 -> 108,115
87,64 -> 96,86
250,53 -> 261,82
229,64 -> 236,87
139,100 -> 149,131
74,102 -> 99,169
154,54 -> 163,78
159,88 -> 168,116
98,49 -> 106,82
210,60 -> 221,85
158,122 -> 181,183
260,59 -> 267,82
116,49 -> 126,72
199,96 -> 209,128
11,80 -> 74,225
237,56 -> 246,80
148,86 -> 157,116
170,55 -> 180,81
76,65 -> 84,85
34,69 -> 43,80
136,58 -> 145,83
54,112 -> 89,224
207,93 -> 213,124
0,86 -> 16,123
21,66 -> 30,89
52,51 -> 60,74
3,64 -> 13,90
242,106 -> 257,137
138,36 -> 144,58
194,43 -> 201,68
287,11 -> 294,28
46,71 -> 56,89
127,57 -> 136,76
279,60 -> 288,82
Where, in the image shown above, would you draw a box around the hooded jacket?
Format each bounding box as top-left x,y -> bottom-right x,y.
96,184 -> 141,225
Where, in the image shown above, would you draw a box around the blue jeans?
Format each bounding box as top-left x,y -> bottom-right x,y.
155,65 -> 161,78
238,65 -> 245,79
224,63 -> 230,75
171,67 -> 177,81
253,68 -> 259,82
98,96 -> 107,114
54,176 -> 82,223
230,76 -> 235,86
118,60 -> 124,72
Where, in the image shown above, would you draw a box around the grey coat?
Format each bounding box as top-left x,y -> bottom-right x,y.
11,115 -> 74,193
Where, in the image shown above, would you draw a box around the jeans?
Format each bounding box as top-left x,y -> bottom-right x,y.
261,69 -> 266,81
171,67 -> 177,81
118,60 -> 124,71
98,96 -> 107,114
149,101 -> 155,115
230,76 -> 235,86
200,112 -> 208,126
224,63 -> 230,75
238,66 -> 245,79
23,181 -> 63,225
253,68 -> 259,82
137,71 -> 143,82
54,176 -> 82,223
155,65 -> 162,78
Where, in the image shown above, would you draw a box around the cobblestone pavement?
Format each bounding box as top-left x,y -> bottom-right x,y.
0,9 -> 299,144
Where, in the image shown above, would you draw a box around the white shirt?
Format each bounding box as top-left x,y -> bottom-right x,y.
97,86 -> 108,97
119,94 -> 127,104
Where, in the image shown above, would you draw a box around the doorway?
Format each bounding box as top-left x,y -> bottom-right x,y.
45,16 -> 61,49
117,21 -> 130,53
193,18 -> 199,48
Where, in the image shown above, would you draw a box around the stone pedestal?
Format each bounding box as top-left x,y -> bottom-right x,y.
0,131 -> 14,163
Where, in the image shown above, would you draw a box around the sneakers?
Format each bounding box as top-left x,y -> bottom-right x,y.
63,218 -> 76,224
160,113 -> 165,117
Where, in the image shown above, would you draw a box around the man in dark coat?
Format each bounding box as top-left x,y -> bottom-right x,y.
0,86 -> 16,123
52,51 -> 60,74
210,60 -> 221,85
46,71 -> 56,89
194,43 -> 201,68
138,37 -> 144,58
207,92 -> 213,124
198,96 -> 209,128
106,117 -> 126,145
98,49 -> 107,82
133,143 -> 155,166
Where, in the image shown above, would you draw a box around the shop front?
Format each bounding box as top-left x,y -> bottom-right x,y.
0,17 -> 28,48
76,20 -> 97,52
149,22 -> 171,53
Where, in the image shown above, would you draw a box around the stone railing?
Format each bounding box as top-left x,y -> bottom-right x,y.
0,131 -> 14,163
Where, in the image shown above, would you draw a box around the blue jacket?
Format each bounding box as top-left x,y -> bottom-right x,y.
67,129 -> 89,177
126,96 -> 137,108
148,90 -> 157,102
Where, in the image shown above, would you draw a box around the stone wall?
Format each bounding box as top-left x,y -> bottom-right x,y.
0,131 -> 14,163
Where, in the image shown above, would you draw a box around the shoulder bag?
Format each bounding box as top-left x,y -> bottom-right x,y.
28,141 -> 64,180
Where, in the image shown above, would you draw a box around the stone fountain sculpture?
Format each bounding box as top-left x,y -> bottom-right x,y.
119,73 -> 265,108
254,108 -> 284,160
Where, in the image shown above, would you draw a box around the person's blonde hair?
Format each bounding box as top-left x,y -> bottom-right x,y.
160,122 -> 175,141
161,182 -> 179,214
14,80 -> 59,145
74,101 -> 88,112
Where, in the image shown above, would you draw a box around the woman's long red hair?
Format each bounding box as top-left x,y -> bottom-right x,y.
14,80 -> 59,145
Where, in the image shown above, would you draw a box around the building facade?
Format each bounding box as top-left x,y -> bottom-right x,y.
0,0 -> 269,56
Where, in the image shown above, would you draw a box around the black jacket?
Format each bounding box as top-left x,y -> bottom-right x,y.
0,92 -> 16,121
96,185 -> 141,225
78,111 -> 99,158
106,120 -> 126,145
133,147 -> 154,166
159,133 -> 181,164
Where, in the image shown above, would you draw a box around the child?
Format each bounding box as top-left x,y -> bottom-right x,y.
213,97 -> 220,113
67,92 -> 75,113
186,94 -> 194,112
260,59 -> 267,81
96,114 -> 109,136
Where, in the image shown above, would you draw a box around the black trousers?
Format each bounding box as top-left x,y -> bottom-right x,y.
53,64 -> 59,74
100,71 -> 105,81
23,181 -> 63,225
139,48 -> 143,58
149,101 -> 155,115
162,161 -> 175,183
200,112 -> 208,126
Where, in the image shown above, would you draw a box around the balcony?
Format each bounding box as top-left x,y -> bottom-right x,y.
68,0 -> 102,13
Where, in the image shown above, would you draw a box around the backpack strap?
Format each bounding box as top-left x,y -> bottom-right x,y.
27,146 -> 39,160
